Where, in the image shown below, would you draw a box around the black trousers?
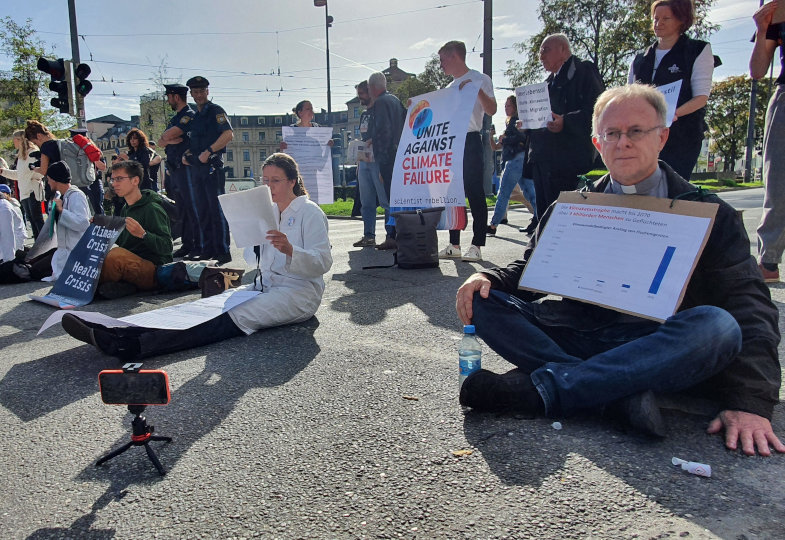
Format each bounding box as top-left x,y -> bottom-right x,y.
449,132 -> 486,247
532,161 -> 581,219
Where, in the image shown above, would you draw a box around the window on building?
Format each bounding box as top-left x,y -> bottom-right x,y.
259,150 -> 267,161
258,117 -> 266,125
242,132 -> 249,143
244,167 -> 252,178
276,131 -> 282,142
275,117 -> 282,125
354,107 -> 359,118
226,150 -> 234,162
258,131 -> 265,142
240,117 -> 248,125
243,150 -> 250,161
226,167 -> 235,178
354,126 -> 360,137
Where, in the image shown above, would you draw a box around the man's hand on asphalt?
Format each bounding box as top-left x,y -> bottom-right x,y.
707,410 -> 785,456
456,273 -> 493,325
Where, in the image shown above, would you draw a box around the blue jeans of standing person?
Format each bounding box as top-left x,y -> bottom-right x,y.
490,152 -> 533,226
471,290 -> 742,417
521,178 -> 537,220
357,160 -> 387,239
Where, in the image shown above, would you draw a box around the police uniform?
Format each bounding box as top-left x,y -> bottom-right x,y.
184,76 -> 232,261
163,83 -> 198,256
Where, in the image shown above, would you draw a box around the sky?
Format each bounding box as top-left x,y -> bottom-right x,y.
0,0 -> 774,131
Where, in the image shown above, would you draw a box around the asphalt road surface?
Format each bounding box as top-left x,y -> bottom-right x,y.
1,187 -> 783,539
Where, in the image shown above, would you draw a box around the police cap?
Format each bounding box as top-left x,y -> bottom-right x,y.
164,83 -> 189,96
186,76 -> 209,89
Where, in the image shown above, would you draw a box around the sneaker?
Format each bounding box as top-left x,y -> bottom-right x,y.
459,368 -> 543,414
98,281 -> 138,300
375,237 -> 397,250
353,236 -> 376,247
172,246 -> 191,258
486,224 -> 497,236
213,252 -> 232,266
62,313 -> 98,346
759,263 -> 780,283
604,390 -> 666,438
461,245 -> 482,262
438,244 -> 461,259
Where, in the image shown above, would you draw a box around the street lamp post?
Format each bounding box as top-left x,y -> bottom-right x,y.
314,0 -> 332,125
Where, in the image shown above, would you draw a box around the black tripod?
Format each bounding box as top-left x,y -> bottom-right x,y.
96,405 -> 172,476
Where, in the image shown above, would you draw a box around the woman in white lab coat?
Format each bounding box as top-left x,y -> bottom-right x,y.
62,153 -> 332,359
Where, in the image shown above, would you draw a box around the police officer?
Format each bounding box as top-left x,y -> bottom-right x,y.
183,76 -> 233,264
157,83 -> 197,258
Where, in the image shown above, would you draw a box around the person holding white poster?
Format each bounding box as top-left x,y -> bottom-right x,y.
629,0 -> 714,180
455,85 -> 783,456
436,40 -> 496,262
62,153 -> 332,360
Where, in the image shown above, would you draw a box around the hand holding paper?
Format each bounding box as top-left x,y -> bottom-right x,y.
218,185 -> 278,248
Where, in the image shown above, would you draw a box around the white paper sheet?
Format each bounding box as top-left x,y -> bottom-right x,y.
219,185 -> 277,248
519,197 -> 715,321
515,82 -> 552,130
282,126 -> 334,204
38,289 -> 261,334
657,80 -> 682,128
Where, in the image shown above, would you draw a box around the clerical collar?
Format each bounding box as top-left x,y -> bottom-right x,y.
606,167 -> 666,196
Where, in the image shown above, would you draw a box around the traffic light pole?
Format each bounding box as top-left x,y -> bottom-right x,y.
68,0 -> 85,127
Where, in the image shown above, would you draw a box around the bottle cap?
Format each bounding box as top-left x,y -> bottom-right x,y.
463,324 -> 475,333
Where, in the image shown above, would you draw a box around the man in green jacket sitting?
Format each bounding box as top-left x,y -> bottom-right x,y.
98,160 -> 173,298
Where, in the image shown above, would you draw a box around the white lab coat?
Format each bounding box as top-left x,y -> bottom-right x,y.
50,187 -> 90,280
229,195 -> 332,334
0,198 -> 26,262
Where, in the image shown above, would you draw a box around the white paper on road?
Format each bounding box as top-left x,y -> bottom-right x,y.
656,80 -> 682,128
282,126 -> 334,205
519,192 -> 718,322
219,185 -> 277,248
389,82 -> 480,208
38,289 -> 261,334
515,82 -> 552,130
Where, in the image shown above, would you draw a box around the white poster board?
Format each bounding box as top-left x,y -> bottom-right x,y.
656,80 -> 682,127
515,82 -> 552,130
219,185 -> 278,248
282,126 -> 334,204
389,82 -> 480,208
519,192 -> 717,322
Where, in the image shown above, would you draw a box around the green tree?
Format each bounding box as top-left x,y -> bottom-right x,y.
705,75 -> 771,172
504,0 -> 717,88
0,17 -> 68,138
393,54 -> 453,103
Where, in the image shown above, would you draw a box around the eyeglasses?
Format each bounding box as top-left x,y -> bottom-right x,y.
598,125 -> 664,143
262,178 -> 290,185
111,175 -> 131,183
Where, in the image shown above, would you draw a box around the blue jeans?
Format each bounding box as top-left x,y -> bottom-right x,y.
521,178 -> 537,220
490,152 -> 528,226
472,291 -> 742,416
357,161 -> 387,238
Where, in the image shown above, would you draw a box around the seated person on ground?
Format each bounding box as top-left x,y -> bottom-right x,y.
62,153 -> 333,359
97,160 -> 173,298
45,161 -> 91,282
455,84 -> 784,457
0,184 -> 26,263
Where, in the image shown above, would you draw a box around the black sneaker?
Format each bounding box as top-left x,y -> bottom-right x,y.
173,246 -> 191,258
62,313 -> 98,346
213,252 -> 232,266
604,390 -> 666,438
98,281 -> 138,299
184,251 -> 206,261
459,368 -> 543,414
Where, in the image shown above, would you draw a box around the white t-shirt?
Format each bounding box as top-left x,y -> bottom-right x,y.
449,69 -> 495,133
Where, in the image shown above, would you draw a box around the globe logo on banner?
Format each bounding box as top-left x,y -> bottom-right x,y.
409,100 -> 433,138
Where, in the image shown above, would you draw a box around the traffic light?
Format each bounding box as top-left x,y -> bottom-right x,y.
74,63 -> 92,97
37,57 -> 73,115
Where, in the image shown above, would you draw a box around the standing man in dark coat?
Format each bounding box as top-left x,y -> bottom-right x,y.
158,83 -> 197,258
528,33 -> 604,219
183,76 -> 233,265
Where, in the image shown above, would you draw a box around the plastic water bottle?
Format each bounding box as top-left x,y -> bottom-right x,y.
459,324 -> 482,388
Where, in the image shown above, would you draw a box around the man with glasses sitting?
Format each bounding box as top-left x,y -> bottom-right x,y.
455,84 -> 783,456
96,160 -> 173,298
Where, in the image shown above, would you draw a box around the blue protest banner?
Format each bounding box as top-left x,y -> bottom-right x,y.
29,215 -> 126,308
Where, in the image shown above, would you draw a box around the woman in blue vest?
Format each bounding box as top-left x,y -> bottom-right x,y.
629,0 -> 714,180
